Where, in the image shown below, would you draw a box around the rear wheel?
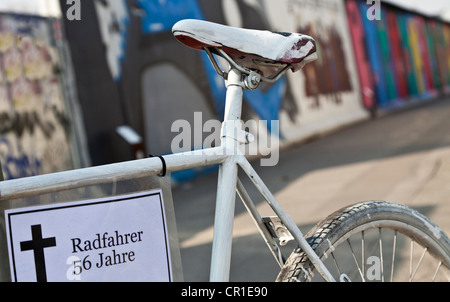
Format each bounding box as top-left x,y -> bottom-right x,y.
276,201 -> 450,282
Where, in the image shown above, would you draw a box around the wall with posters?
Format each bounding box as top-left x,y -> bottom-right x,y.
0,13 -> 84,180
259,0 -> 367,144
62,0 -> 368,182
61,0 -> 450,182
345,0 -> 450,109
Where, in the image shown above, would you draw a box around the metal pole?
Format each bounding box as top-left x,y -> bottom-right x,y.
0,147 -> 226,202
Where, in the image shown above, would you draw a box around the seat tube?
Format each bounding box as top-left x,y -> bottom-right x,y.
210,68 -> 243,282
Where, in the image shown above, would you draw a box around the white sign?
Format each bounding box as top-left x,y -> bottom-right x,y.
4,190 -> 173,282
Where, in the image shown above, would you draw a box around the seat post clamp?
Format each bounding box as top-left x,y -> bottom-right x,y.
244,71 -> 261,90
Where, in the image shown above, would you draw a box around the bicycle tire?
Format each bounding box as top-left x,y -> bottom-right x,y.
276,201 -> 450,282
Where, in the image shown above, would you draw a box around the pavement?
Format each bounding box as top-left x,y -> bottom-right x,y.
171,96 -> 450,282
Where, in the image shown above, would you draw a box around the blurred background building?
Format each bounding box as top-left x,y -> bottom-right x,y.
0,0 -> 449,182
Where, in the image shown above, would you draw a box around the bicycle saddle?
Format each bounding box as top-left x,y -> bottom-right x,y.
172,19 -> 317,74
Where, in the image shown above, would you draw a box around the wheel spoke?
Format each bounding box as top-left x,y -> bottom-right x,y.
361,231 -> 365,278
409,247 -> 428,282
390,231 -> 397,282
409,240 -> 414,280
347,239 -> 365,281
432,262 -> 442,282
330,252 -> 342,276
379,228 -> 384,282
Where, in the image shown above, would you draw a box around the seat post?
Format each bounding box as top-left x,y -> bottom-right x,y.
223,68 -> 243,124
210,67 -> 243,282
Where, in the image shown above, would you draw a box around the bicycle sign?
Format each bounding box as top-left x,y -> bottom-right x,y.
5,190 -> 173,282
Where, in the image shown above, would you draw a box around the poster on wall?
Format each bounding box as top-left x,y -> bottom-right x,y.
260,0 -> 368,143
345,0 -> 450,109
0,13 -> 77,180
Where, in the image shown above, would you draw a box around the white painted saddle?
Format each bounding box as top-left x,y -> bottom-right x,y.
172,19 -> 317,74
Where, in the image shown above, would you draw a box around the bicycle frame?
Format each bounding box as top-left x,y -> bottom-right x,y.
0,68 -> 335,282
204,67 -> 335,282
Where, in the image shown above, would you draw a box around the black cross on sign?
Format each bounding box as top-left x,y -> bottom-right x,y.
20,225 -> 57,282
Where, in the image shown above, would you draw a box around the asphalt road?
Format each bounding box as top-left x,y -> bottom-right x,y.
172,97 -> 450,282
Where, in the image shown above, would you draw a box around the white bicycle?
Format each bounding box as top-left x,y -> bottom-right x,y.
170,19 -> 450,282
1,19 -> 449,282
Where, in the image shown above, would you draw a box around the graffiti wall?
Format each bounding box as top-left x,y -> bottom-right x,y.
259,0 -> 366,143
346,0 -> 450,109
0,13 -> 82,180
62,0 -> 367,178
61,0 -> 449,181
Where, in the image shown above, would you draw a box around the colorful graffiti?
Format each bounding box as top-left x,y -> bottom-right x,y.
63,0 -> 449,183
346,0 -> 450,109
294,22 -> 353,107
94,0 -> 129,81
0,137 -> 41,179
0,13 -> 77,179
345,0 -> 376,110
62,0 -> 366,176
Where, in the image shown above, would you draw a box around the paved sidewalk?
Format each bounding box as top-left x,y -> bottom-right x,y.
172,97 -> 450,281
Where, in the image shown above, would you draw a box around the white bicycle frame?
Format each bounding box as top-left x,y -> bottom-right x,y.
206,67 -> 335,282
0,56 -> 335,283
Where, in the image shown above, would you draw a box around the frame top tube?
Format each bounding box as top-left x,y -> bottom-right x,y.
0,147 -> 227,202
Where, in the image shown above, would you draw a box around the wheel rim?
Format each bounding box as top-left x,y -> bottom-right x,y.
317,220 -> 450,282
